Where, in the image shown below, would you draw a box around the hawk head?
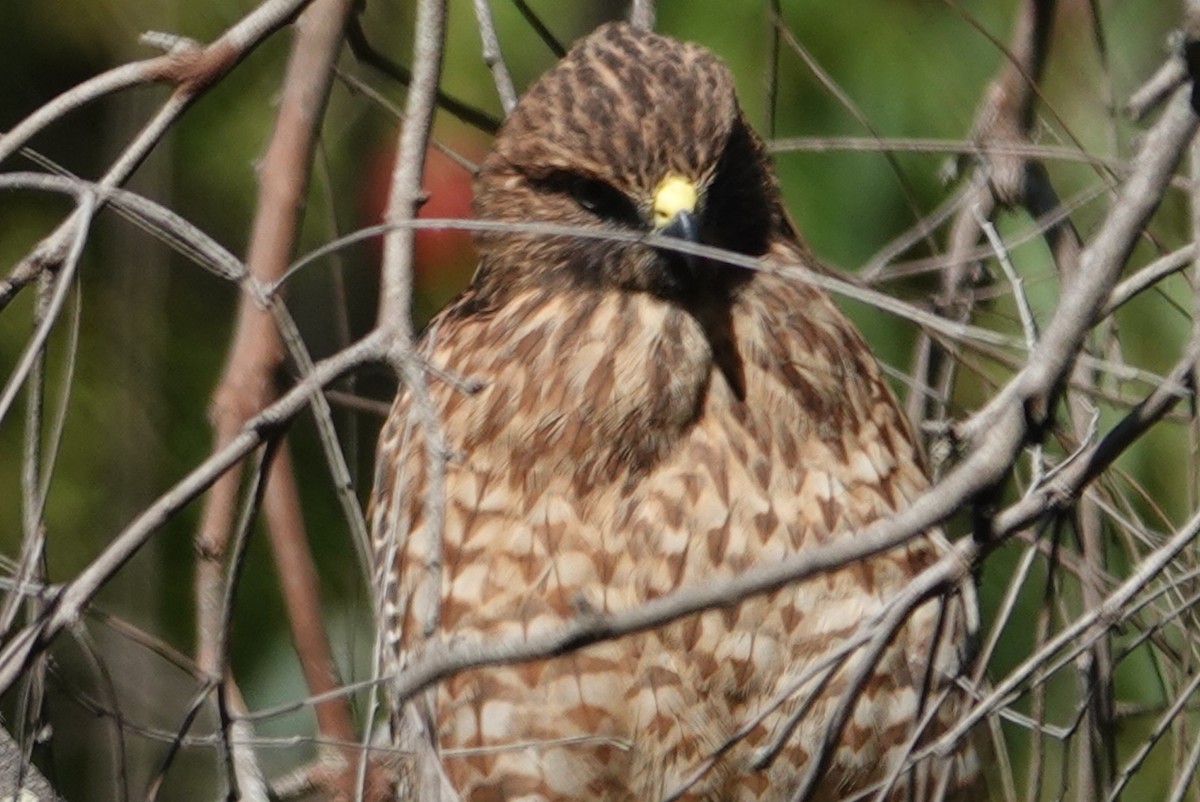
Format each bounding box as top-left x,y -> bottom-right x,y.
471,22 -> 795,305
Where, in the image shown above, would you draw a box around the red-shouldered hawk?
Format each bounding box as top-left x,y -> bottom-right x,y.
370,21 -> 980,802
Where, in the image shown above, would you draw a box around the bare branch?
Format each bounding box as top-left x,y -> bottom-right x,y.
0,721 -> 61,800
371,1 -> 454,797
1128,54 -> 1189,120
628,0 -> 656,31
471,0 -> 518,114
509,0 -> 566,57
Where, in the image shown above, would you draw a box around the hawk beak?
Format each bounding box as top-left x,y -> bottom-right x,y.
659,208 -> 699,244
653,174 -> 701,273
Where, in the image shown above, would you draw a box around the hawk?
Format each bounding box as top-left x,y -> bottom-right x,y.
370,21 -> 980,802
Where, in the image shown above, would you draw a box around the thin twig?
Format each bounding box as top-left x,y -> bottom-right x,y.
976,207 -> 1039,351
213,443 -> 278,802
1102,244 -> 1195,316
1128,54 -> 1188,120
0,193 -> 95,430
144,681 -> 219,802
628,0 -> 655,31
372,0 -> 451,796
509,0 -> 565,57
471,0 -> 518,114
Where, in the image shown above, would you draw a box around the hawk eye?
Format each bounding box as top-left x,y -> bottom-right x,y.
567,176 -> 639,225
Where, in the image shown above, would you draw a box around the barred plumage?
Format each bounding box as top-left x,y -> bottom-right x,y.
370,22 -> 980,801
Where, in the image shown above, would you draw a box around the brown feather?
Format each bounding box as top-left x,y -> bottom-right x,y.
370,21 -> 980,802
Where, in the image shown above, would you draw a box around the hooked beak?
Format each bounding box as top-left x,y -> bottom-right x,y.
652,173 -> 701,274
659,208 -> 699,245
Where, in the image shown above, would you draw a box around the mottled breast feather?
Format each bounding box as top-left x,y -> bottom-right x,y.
369,20 -> 980,802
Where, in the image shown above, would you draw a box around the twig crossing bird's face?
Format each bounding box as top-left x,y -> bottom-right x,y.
471,22 -> 790,305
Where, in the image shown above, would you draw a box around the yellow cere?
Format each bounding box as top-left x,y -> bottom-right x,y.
652,174 -> 698,228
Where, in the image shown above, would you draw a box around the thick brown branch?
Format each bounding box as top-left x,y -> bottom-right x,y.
186,0 -> 370,797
